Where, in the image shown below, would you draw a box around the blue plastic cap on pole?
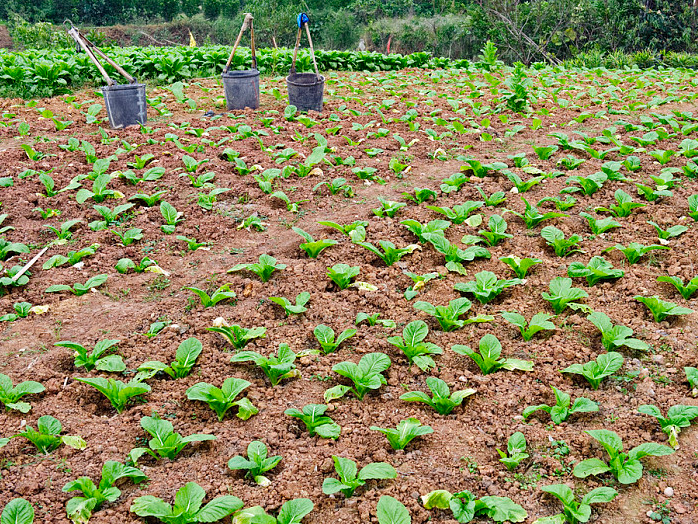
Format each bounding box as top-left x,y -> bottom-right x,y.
297,13 -> 309,27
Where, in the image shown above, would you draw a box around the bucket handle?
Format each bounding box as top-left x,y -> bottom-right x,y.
64,21 -> 137,86
290,13 -> 320,81
224,14 -> 257,73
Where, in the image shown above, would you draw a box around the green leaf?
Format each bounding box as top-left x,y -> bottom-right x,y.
376,496 -> 411,524
277,498 -> 314,524
1,498 -> 34,524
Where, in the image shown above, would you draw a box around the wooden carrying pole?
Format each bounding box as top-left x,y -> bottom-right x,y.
225,14 -> 255,73
66,23 -> 137,85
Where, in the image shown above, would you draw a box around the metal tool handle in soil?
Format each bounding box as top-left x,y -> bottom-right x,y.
224,13 -> 257,73
290,12 -> 320,80
64,20 -> 138,86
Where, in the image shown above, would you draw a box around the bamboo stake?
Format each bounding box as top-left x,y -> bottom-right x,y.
225,13 -> 254,73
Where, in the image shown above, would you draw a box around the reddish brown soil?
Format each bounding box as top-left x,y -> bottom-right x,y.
0,68 -> 697,523
0,25 -> 12,49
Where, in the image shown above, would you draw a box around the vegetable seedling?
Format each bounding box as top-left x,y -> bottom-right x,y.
371,418 -> 433,450
284,404 -> 341,439
11,415 -> 86,454
497,432 -> 529,471
228,254 -> 286,282
355,312 -> 395,328
634,295 -> 694,322
0,373 -> 45,413
452,334 -> 533,375
535,484 -> 617,524
542,277 -> 588,314
76,377 -> 150,414
596,189 -> 645,217
586,311 -> 648,351
137,337 -> 203,380
500,256 -> 542,279
292,227 -> 338,258
387,320 -> 443,371
323,456 -> 396,498
461,214 -> 512,247
501,312 -> 555,341
541,226 -> 583,257
128,415 -> 215,463
0,302 -> 32,322
229,344 -> 298,386
454,271 -> 524,304
421,489 -> 528,523
657,275 -> 698,299
55,339 -> 125,373
638,404 -> 698,448
567,256 -> 624,286
355,240 -> 419,266
228,440 -> 282,486
414,298 -> 492,332
400,376 -> 476,415
508,197 -> 568,229
373,196 -> 406,218
184,284 -> 236,308
561,352 -> 624,390
523,386 -> 598,424
186,377 -> 257,421
327,264 -> 360,289
0,498 -> 34,524
269,292 -> 310,315
207,324 -> 266,350
45,274 -> 108,295
314,324 -> 357,354
325,353 -> 391,401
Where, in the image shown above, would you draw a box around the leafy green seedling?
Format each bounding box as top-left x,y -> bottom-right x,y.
0,239 -> 29,261
37,173 -> 81,197
0,302 -> 32,322
314,324 -> 357,354
356,240 -> 419,266
323,456 -> 396,498
177,235 -> 208,251
160,201 -> 184,234
228,254 -> 286,282
228,440 -> 282,486
402,218 -> 451,243
573,429 -> 674,484
43,244 -> 100,270
561,352 -> 624,390
89,203 -> 135,231
579,212 -> 621,236
689,194 -> 698,220
292,227 -> 338,258
355,312 -> 395,328
414,298 -> 492,332
185,284 -> 235,308
400,376 -> 476,415
0,373 -> 45,413
568,256 -> 623,286
325,353 -> 391,401
313,177 -> 354,197
586,311 -> 648,351
542,277 -> 588,314
76,377 -> 150,414
403,271 -> 440,300
565,172 -> 607,196
55,339 -> 125,373
426,201 -> 483,224
523,386 -> 598,424
318,219 -> 368,242
596,189 -> 646,217
501,312 -> 555,341
462,214 -> 512,246
402,187 -> 437,204
638,404 -> 698,448
64,461 -> 147,524
128,190 -> 168,207
0,498 -> 34,524
207,324 -> 266,349
137,337 -> 203,380
634,295 -> 694,322
269,190 -> 308,213
229,344 -> 298,386
387,320 -> 443,371
541,226 -> 583,257
327,264 -> 360,289
44,218 -> 82,240
538,195 -> 577,211
232,498 -> 314,524
285,404 -> 341,439
186,378 -> 257,421
109,227 -> 143,247
535,484 -> 617,524
497,432 -> 529,471
371,418 -> 433,450
130,482 -> 242,523
636,183 -> 673,202
421,488 -> 528,523
115,256 -> 158,274
373,196 -> 406,218
508,197 -> 568,229
452,334 -> 533,375
45,274 -> 108,295
454,270 -> 524,304
75,173 -> 122,204
128,415 -> 215,463
505,170 -> 544,193
269,292 -> 310,315
424,234 -> 490,275
657,275 -> 698,299
648,220 -> 688,241
11,415 -> 86,454
604,242 -> 669,264
500,256 -> 542,278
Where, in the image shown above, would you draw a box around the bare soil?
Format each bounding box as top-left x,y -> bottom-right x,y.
0,68 -> 697,523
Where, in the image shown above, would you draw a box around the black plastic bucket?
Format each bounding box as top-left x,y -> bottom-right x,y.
222,69 -> 260,110
101,83 -> 147,129
286,72 -> 325,112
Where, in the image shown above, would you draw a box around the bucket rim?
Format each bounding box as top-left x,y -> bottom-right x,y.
102,83 -> 146,91
286,73 -> 325,87
222,69 -> 260,78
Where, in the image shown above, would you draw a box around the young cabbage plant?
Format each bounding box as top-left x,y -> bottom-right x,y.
313,177 -> 354,197
414,298 -> 493,332
508,197 -> 568,229
0,239 -> 29,261
404,271 -> 441,300
387,320 -> 443,371
323,456 -> 396,498
497,432 -> 529,471
160,201 -> 184,234
401,218 -> 451,243
501,312 -> 555,341
452,334 -> 533,375
638,404 -> 698,448
542,277 -> 588,314
355,312 -> 396,328
402,187 -> 437,204
44,218 -> 82,240
454,271 -> 524,304
603,242 -> 669,264
45,274 -> 108,296
137,337 -> 203,380
110,227 -> 143,246
228,440 -> 282,486
327,264 -> 360,289
579,212 -> 622,236
284,404 -> 341,439
115,256 -> 158,274
11,415 -> 86,455
130,482 -> 243,524
596,189 -> 645,217
229,344 -> 298,386
269,191 -> 308,213
421,488 -> 527,523
0,373 -> 45,413
207,323 -> 266,350
184,284 -> 236,308
586,311 -> 648,351
426,201 -> 484,224
76,377 -> 150,414
686,367 -> 698,397
562,352 -> 623,390
325,353 -> 391,401
292,227 -> 338,258
269,292 -> 310,316
371,418 -> 433,450
657,275 -> 698,299
228,254 -> 286,282
423,233 -> 490,275
186,377 -> 257,421
232,498 -> 314,524
63,461 -> 147,524
689,194 -> 698,221
461,214 -> 512,247
355,240 -> 419,266
505,170 -> 545,193
500,256 -> 542,279
534,484 -> 617,524
55,339 -> 125,373
400,376 -> 476,415
523,386 -> 598,424
573,429 -> 674,484
541,226 -> 583,257
43,244 -> 100,270
567,256 -> 624,286
318,220 -> 368,242
1,498 -> 34,524
476,186 -> 507,206
634,295 -> 694,322
128,415 -> 215,464
373,196 -> 406,218
0,301 -> 32,322
314,324 -> 357,354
